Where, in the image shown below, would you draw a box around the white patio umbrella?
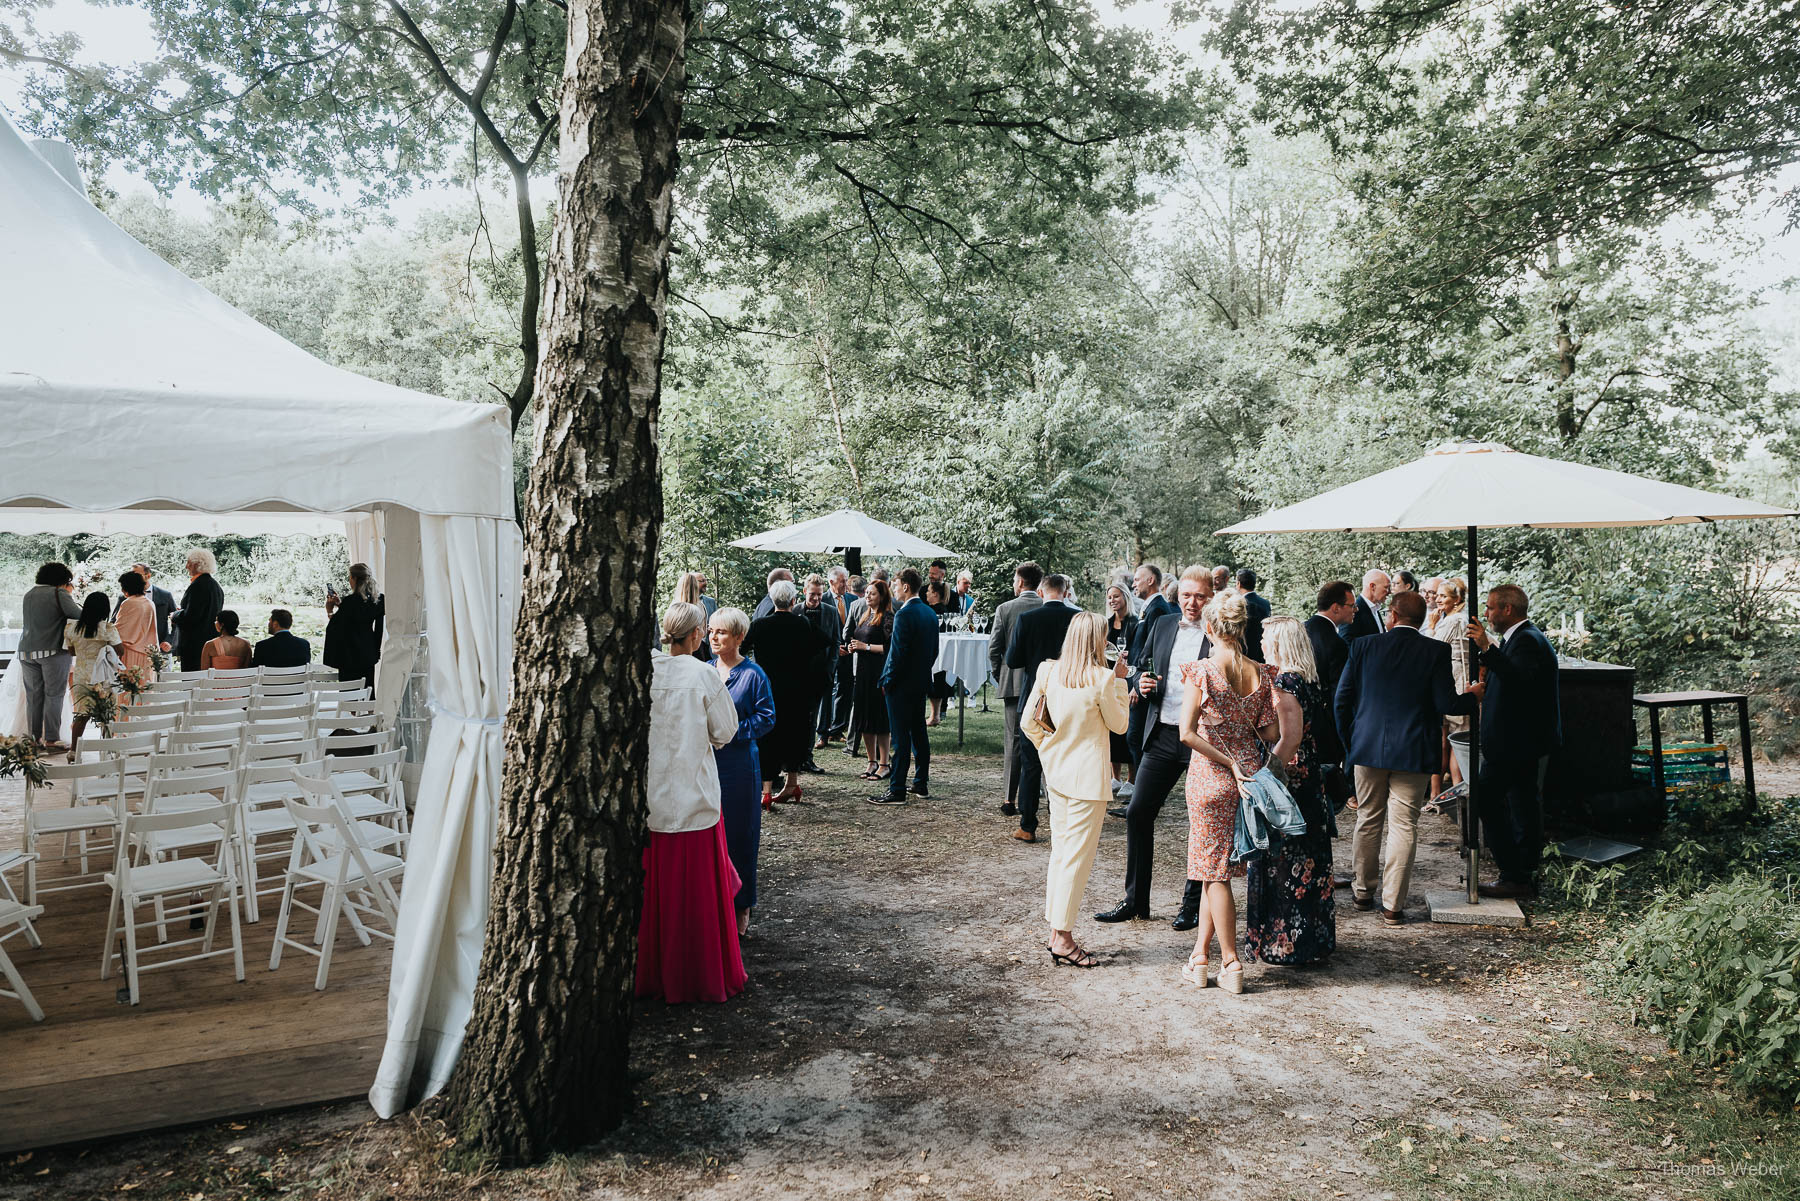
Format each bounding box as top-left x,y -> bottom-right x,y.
1218,441 -> 1797,908
731,508 -> 954,574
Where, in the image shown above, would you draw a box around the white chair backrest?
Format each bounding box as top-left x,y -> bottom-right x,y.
240,757 -> 323,807
251,685 -> 310,706
125,696 -> 189,717
240,736 -> 321,767
80,730 -> 163,764
115,712 -> 182,739
242,717 -> 315,746
144,768 -> 237,815
28,758 -> 128,817
312,680 -> 369,700
321,729 -> 396,757
148,681 -> 196,696
118,802 -> 238,886
159,669 -> 208,683
329,747 -> 404,776
247,701 -> 314,723
150,746 -> 238,777
167,727 -> 242,756
187,697 -> 250,717
284,778 -> 386,883
192,684 -> 252,703
257,665 -> 309,680
208,667 -> 257,682
305,667 -> 341,681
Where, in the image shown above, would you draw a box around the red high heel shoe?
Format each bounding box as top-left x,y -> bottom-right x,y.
775,783 -> 803,805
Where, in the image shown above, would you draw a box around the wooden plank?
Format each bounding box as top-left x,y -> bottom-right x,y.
0,1035 -> 381,1153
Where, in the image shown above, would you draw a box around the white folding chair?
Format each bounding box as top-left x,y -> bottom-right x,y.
134,769 -> 240,942
250,684 -> 311,709
0,879 -> 45,1022
305,667 -> 342,682
111,711 -> 182,743
147,680 -> 196,698
271,780 -> 401,990
208,667 -> 257,682
167,727 -> 243,758
242,716 -> 315,747
236,752 -> 323,922
101,801 -> 244,1005
320,735 -> 408,833
148,745 -> 239,788
0,852 -> 41,947
245,700 -> 315,724
258,665 -> 309,681
158,669 -> 209,683
22,760 -> 128,905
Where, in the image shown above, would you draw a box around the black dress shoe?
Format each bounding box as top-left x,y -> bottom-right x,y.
801,759 -> 824,774
909,781 -> 929,798
1170,908 -> 1199,932
1106,805 -> 1127,818
999,801 -> 1018,817
1094,900 -> 1146,923
1351,895 -> 1375,911
867,792 -> 908,806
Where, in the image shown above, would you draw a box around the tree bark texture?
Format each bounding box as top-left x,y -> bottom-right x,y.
444,0 -> 689,1165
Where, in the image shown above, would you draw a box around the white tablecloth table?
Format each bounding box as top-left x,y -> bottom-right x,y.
932,633 -> 992,692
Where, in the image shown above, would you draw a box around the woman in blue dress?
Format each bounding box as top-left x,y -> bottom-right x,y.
708,606 -> 777,936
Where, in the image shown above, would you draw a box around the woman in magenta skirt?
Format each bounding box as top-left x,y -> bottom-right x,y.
637,602 -> 748,1004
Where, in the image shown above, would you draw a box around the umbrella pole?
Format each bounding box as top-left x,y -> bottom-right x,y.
1466,525 -> 1482,905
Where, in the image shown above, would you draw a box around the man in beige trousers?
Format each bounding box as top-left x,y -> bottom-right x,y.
1332,591 -> 1479,925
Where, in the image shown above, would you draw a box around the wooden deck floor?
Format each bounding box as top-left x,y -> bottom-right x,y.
0,774 -> 389,1152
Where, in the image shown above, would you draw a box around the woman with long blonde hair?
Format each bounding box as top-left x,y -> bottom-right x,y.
1021,611 -> 1130,968
1178,593 -> 1278,994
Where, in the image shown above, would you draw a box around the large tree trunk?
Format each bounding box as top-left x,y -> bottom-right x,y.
443,0 -> 689,1165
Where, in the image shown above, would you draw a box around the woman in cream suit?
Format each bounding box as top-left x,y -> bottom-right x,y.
1022,611 -> 1130,968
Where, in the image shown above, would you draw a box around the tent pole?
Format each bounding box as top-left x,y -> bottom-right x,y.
1466,525 -> 1481,905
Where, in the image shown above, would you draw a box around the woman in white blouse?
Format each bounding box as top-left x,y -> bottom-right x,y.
1430,578 -> 1472,798
636,602 -> 745,1004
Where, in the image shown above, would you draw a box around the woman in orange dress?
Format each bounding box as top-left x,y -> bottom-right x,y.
1178,593 -> 1277,995
200,610 -> 253,671
114,571 -> 159,697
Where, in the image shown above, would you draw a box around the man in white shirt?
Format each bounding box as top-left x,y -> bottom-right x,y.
1096,565 -> 1213,928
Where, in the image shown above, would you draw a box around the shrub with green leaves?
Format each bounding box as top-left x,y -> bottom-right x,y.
1593,876 -> 1800,1103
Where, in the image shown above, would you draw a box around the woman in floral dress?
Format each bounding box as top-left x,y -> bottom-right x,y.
1178,593 -> 1277,995
1246,617 -> 1339,967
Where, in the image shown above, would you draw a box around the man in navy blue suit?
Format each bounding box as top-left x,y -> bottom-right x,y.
1003,573 -> 1080,841
1467,585 -> 1562,899
872,567 -> 940,805
1335,590 -> 1478,923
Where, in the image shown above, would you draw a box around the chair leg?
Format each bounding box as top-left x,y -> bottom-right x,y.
121,899 -> 142,1005
77,828 -> 89,877
100,883 -> 122,979
269,879 -> 296,971
0,944 -> 44,1023
23,847 -> 36,910
342,892 -> 373,946
314,885 -> 340,991
153,892 -> 169,945
200,881 -> 221,953
227,877 -> 245,983
241,835 -> 260,924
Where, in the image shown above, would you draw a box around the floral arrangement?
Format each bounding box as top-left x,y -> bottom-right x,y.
116,665 -> 151,701
0,735 -> 48,786
76,684 -> 120,735
146,646 -> 171,674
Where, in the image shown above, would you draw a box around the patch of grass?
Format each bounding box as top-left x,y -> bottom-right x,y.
1363,1033 -> 1800,1201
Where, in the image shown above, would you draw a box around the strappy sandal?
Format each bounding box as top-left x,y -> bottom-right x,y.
1182,953 -> 1211,988
1047,943 -> 1100,968
1218,960 -> 1245,995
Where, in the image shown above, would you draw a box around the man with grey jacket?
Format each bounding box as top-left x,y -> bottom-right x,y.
19,562 -> 82,749
987,561 -> 1045,817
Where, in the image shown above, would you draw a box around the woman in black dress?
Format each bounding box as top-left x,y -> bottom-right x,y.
1103,584 -> 1139,793
923,579 -> 954,726
323,562 -> 385,696
1245,616 -> 1339,966
848,579 -> 894,780
745,579 -> 827,808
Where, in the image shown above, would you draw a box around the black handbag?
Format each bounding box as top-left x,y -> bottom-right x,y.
1321,763 -> 1353,811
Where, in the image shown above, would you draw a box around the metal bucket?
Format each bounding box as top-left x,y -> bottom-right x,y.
1448,730 -> 1479,779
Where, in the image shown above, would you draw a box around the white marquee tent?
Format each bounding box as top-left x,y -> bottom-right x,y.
0,112 -> 519,1116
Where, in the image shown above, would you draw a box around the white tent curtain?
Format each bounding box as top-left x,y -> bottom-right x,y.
370,514 -> 519,1117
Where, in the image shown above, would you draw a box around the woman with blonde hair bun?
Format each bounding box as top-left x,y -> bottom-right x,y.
1177,591 -> 1278,994
1021,611 -> 1131,968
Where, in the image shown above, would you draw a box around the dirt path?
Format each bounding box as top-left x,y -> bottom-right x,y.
6,731 -> 1788,1200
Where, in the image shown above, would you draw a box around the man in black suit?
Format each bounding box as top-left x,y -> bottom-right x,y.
1306,580 -> 1355,699
1096,566 -> 1213,928
172,548 -> 224,672
1343,569 -> 1389,642
797,574 -> 843,771
251,609 -> 312,668
1120,563 -> 1174,792
988,561 -> 1045,817
1236,568 -> 1270,660
871,568 -> 939,805
751,567 -> 794,622
1334,591 -> 1478,923
820,566 -> 856,743
1004,573 -> 1080,842
1467,585 -> 1562,899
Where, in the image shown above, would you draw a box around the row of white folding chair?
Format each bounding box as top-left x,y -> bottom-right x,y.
21,760 -> 131,905
154,666 -> 330,683
269,772 -> 403,989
